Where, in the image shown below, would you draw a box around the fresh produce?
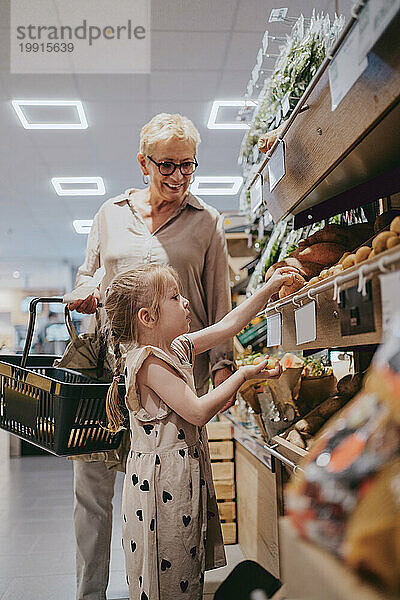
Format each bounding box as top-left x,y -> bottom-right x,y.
341,253 -> 356,269
372,231 -> 397,254
278,273 -> 306,299
354,246 -> 371,263
390,215 -> 400,234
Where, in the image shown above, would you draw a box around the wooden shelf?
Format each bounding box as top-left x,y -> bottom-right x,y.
255,11 -> 400,223
262,245 -> 400,351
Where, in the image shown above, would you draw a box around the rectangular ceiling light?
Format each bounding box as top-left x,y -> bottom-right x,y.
11,100 -> 88,129
73,220 -> 93,234
207,100 -> 257,130
191,176 -> 243,196
52,177 -> 105,196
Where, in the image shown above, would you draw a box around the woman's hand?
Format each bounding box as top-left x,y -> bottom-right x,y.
266,266 -> 299,298
68,290 -> 100,314
240,357 -> 283,382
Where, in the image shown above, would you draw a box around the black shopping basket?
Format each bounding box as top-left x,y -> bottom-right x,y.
0,297 -> 125,456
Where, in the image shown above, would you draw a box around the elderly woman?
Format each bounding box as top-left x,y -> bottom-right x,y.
68,113 -> 234,600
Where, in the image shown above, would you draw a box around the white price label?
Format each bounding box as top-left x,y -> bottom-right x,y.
282,92 -> 290,117
267,313 -> 282,347
329,22 -> 368,111
257,48 -> 263,69
250,176 -> 263,215
251,63 -> 260,84
295,301 -> 317,345
274,105 -> 282,128
379,270 -> 400,332
262,30 -> 269,53
269,8 -> 288,22
268,140 -> 285,192
359,0 -> 400,63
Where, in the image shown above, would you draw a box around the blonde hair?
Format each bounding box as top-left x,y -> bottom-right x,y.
104,264 -> 180,433
139,113 -> 201,157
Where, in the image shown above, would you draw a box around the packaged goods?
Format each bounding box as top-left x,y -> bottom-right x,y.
286,315 -> 400,592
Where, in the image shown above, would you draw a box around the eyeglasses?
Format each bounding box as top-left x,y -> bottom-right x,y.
147,156 -> 198,176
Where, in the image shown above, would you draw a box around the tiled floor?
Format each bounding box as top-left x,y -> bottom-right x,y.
0,455 -> 244,599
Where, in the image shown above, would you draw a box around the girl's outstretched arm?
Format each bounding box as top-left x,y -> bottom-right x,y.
188,266 -> 298,356
136,355 -> 282,427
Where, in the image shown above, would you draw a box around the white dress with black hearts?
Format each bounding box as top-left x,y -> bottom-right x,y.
122,336 -> 226,600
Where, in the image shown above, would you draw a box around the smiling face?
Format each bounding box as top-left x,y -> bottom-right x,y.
138,137 -> 196,204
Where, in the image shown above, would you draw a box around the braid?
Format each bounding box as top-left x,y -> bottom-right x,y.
105,339 -> 126,433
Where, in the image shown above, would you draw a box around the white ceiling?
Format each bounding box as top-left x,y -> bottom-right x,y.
0,0 -> 353,277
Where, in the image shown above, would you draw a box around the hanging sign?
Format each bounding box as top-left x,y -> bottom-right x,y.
268,140 -> 285,192
250,176 -> 263,215
295,301 -> 317,345
380,270 -> 400,333
329,22 -> 368,111
358,0 -> 400,62
267,313 -> 282,347
282,92 -> 290,117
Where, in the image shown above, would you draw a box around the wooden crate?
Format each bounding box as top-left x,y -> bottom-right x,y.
218,501 -> 236,521
207,418 -> 237,544
209,440 -> 234,460
211,461 -> 234,481
221,522 -> 237,545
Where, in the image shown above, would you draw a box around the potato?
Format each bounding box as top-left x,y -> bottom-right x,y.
295,416 -> 324,435
339,252 -> 351,265
372,231 -> 397,254
287,430 -> 306,449
390,216 -> 400,234
342,254 -> 356,269
355,246 -> 371,264
308,276 -> 320,286
369,249 -> 376,259
319,268 -> 329,279
278,273 -> 306,299
331,265 -> 344,276
387,235 -> 400,249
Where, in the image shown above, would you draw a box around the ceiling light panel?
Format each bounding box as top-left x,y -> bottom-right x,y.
207,100 -> 256,129
73,220 -> 93,234
11,100 -> 88,129
191,176 -> 243,196
52,177 -> 105,196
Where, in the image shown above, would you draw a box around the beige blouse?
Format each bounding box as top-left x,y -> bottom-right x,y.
74,189 -> 233,389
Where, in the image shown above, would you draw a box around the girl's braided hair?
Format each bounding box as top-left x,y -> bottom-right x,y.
104,264 -> 180,433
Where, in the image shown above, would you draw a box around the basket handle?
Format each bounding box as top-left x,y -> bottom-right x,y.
21,297 -> 64,368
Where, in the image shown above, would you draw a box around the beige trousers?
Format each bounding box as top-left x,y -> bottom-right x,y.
73,381 -> 209,600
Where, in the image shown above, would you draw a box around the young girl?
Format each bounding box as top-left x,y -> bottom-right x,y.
105,263 -> 298,600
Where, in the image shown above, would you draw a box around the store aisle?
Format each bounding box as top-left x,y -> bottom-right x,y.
0,455 -> 244,599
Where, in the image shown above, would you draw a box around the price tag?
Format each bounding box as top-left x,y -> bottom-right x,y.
282,92 -> 290,117
268,140 -> 285,192
359,0 -> 400,63
262,30 -> 269,53
257,216 -> 265,240
329,22 -> 368,111
250,176 -> 263,215
251,63 -> 260,84
274,105 -> 282,128
267,313 -> 282,347
269,8 -> 288,22
256,47 -> 263,69
379,270 -> 400,333
295,301 -> 317,345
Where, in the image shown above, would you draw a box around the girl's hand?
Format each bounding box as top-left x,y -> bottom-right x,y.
240,357 -> 283,382
68,290 -> 100,314
266,266 -> 299,298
